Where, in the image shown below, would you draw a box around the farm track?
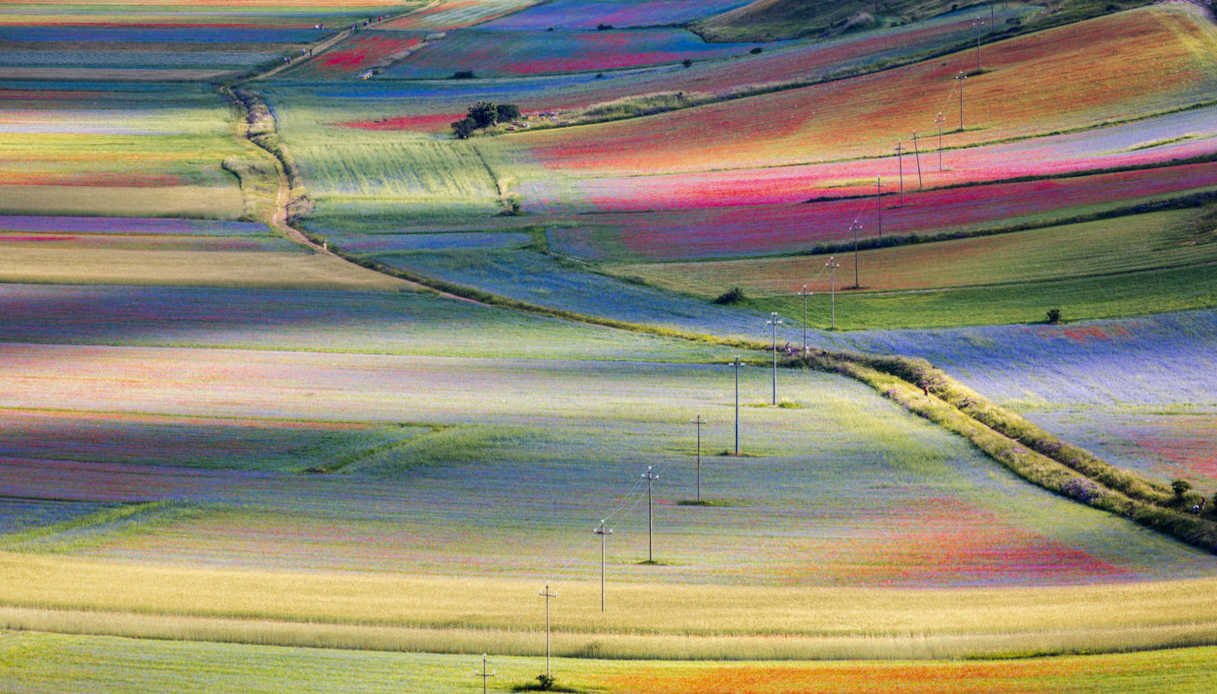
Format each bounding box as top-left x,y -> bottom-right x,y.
218,2 -> 1217,561
219,17 -> 487,303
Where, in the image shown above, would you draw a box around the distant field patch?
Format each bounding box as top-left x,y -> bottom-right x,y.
608,208 -> 1215,299
288,32 -> 422,78
483,0 -> 751,30
515,5 -> 1217,174
381,28 -> 772,78
377,0 -> 537,30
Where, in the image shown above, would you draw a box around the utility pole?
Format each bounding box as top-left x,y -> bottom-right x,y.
766,312 -> 784,405
691,414 -> 704,502
895,142 -> 904,207
641,466 -> 659,563
972,18 -> 985,72
875,176 -> 882,238
850,220 -> 862,289
798,284 -> 812,354
956,71 -> 967,132
912,131 -> 923,190
730,356 -> 741,456
539,583 -> 556,679
936,112 -> 945,171
826,256 -> 840,330
593,520 -> 612,612
474,654 -> 495,694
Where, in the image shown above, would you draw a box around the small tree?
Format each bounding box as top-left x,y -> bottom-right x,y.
469,101 -> 499,128
451,117 -> 477,139
1045,308 -> 1062,324
496,103 -> 521,122
1172,478 -> 1192,501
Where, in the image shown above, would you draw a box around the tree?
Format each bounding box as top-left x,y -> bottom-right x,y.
1172,479 -> 1192,501
496,103 -> 521,122
451,117 -> 477,139
469,101 -> 498,128
1045,308 -> 1062,324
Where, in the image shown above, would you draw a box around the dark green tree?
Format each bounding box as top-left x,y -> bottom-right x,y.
451,117 -> 477,139
496,103 -> 521,122
469,101 -> 499,128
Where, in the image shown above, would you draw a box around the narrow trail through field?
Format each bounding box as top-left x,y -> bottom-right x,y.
208,2 -> 1217,559
219,17 -> 487,303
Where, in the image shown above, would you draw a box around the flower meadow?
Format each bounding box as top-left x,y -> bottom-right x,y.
514,5 -> 1217,174
482,0 -> 752,31
380,28 -> 777,79
5,0 -> 1217,684
545,161 -> 1217,262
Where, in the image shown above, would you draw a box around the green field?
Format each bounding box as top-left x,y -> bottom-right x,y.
5,632 -> 1216,693
608,208 -> 1217,329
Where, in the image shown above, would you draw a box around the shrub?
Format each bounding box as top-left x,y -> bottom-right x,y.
682,59 -> 693,67
596,23 -> 613,30
1045,308 -> 1062,324
452,70 -> 475,79
1062,477 -> 1100,504
750,46 -> 763,54
713,287 -> 745,304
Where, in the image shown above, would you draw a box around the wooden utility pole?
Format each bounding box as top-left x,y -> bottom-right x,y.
731,356 -> 741,455
593,520 -> 612,612
956,71 -> 967,131
936,112 -> 945,171
642,466 -> 659,562
895,142 -> 905,206
912,131 -> 923,190
474,654 -> 495,694
798,285 -> 812,354
539,584 -> 556,678
876,176 -> 882,237
691,414 -> 704,501
850,220 -> 862,289
826,256 -> 840,330
766,312 -> 784,405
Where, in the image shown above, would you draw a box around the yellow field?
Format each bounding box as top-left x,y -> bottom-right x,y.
1,551 -> 1215,660
0,244 -> 411,290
